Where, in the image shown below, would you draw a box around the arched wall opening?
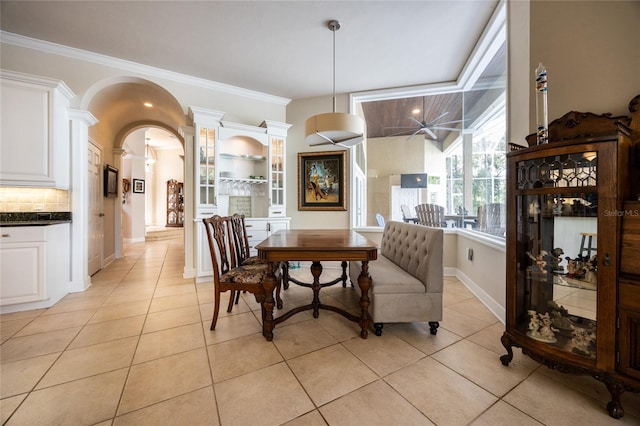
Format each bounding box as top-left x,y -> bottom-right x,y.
120,124 -> 185,242
79,76 -> 188,271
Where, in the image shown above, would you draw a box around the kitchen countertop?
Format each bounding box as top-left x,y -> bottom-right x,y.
0,220 -> 71,227
0,212 -> 72,227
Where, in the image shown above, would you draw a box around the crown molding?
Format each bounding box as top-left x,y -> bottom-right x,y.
1,31 -> 291,106
0,68 -> 76,100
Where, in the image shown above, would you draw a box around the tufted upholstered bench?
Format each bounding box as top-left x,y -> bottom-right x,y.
349,220 -> 443,336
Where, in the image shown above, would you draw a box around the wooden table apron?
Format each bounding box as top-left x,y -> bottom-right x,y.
256,229 -> 378,341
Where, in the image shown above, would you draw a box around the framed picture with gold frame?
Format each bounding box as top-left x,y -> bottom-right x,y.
298,150 -> 347,211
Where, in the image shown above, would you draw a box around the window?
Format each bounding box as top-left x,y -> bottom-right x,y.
446,142 -> 464,215
350,2 -> 505,232
445,101 -> 507,237
471,111 -> 506,213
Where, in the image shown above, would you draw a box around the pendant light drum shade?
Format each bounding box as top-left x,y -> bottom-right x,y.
305,112 -> 364,147
305,19 -> 365,147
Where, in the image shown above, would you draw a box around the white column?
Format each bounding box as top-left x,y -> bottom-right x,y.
113,148 -> 124,258
68,109 -> 98,292
123,129 -> 147,243
130,153 -> 147,243
180,125 -> 196,278
463,129 -> 474,215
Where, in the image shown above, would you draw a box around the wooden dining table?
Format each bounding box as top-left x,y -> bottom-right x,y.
256,229 -> 378,341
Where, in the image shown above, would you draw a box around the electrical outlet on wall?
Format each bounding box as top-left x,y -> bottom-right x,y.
468,248 -> 474,261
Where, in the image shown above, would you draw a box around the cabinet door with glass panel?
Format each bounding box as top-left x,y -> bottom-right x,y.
197,127 -> 216,210
269,136 -> 285,216
190,107 -> 225,215
502,139 -> 622,372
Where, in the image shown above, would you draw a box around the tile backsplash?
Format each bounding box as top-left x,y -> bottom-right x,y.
0,187 -> 70,212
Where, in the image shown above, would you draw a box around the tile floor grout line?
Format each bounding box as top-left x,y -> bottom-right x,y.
109,240 -> 164,424
197,279 -> 223,426
379,373 -> 438,425
3,236 -> 640,424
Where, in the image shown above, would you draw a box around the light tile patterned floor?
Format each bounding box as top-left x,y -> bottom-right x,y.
1,235 -> 639,425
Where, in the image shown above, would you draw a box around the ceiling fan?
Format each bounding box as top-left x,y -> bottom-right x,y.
385,98 -> 463,140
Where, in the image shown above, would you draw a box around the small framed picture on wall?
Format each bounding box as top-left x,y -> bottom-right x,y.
133,179 -> 145,194
104,165 -> 118,198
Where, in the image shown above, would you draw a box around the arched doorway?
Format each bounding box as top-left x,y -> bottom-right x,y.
121,126 -> 184,241
81,77 -> 187,276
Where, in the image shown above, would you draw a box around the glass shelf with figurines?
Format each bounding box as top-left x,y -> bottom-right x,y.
523,302 -> 596,360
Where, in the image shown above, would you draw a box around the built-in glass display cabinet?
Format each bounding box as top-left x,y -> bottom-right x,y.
188,108 -> 291,279
501,107 -> 639,419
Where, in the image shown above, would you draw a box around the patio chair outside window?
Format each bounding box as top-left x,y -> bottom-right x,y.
415,204 -> 445,227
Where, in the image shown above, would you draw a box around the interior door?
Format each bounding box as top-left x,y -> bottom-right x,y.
88,140 -> 103,275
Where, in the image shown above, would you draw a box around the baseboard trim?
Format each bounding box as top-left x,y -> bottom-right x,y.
69,278 -> 91,293
451,268 -> 505,324
183,267 -> 196,279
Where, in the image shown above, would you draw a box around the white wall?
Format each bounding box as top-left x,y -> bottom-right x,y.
531,1 -> 639,122
368,137 -> 424,226
506,0 -> 530,148
455,231 -> 506,321
285,94 -> 353,229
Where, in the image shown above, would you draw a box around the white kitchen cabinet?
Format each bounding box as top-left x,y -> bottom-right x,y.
244,217 -> 290,256
0,70 -> 74,188
0,223 -> 70,313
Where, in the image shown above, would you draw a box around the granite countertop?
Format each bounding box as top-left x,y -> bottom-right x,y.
0,212 -> 72,227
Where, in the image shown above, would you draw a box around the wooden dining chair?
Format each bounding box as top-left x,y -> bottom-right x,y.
415,203 -> 446,227
227,213 -> 285,306
203,215 -> 280,330
229,214 -> 263,266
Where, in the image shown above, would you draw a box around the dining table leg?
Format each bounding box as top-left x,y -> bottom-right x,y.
340,261 -> 348,287
310,261 -> 323,318
262,261 -> 278,341
357,260 -> 372,338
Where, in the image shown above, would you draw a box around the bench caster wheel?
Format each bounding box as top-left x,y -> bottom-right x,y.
373,323 -> 383,336
429,321 -> 439,335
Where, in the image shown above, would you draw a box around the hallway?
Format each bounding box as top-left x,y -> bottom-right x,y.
1,235 -> 639,425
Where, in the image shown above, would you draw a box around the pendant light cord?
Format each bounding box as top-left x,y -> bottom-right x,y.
332,21 -> 337,113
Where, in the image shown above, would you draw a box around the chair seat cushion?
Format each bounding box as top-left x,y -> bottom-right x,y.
221,264 -> 268,284
241,256 -> 265,266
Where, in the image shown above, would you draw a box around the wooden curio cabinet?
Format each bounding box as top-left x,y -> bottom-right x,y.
166,179 -> 184,227
501,97 -> 640,419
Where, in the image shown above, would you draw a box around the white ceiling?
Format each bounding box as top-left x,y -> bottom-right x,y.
0,0 -> 499,101
145,128 -> 182,150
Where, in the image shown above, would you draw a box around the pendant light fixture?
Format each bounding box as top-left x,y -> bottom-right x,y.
305,20 -> 365,147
